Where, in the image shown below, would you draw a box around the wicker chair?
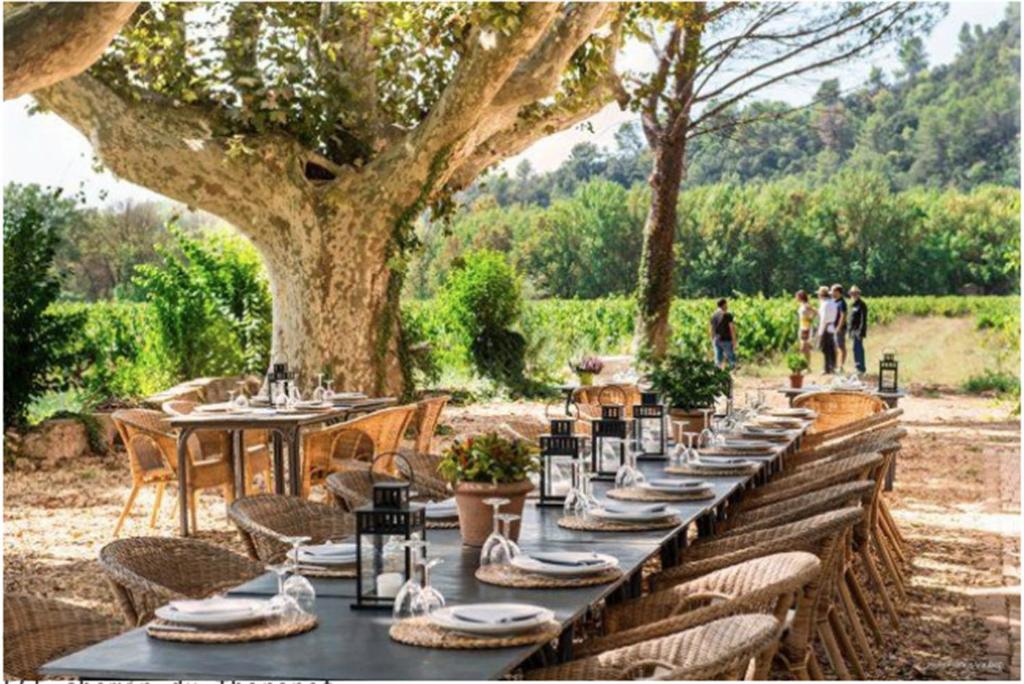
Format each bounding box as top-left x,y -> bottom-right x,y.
3,594 -> 124,679
788,409 -> 903,469
572,383 -> 642,420
99,537 -> 265,626
111,409 -> 235,535
525,614 -> 780,680
720,480 -> 875,536
408,395 -> 449,457
736,451 -> 886,513
792,391 -> 886,445
162,399 -> 272,495
577,552 -> 820,678
299,405 -> 417,497
325,460 -> 447,512
228,494 -> 356,562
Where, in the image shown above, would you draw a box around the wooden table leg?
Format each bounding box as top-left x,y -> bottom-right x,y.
177,428 -> 192,537
232,430 -> 245,499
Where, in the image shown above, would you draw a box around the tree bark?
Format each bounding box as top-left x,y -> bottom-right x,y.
635,133 -> 687,359
4,2 -> 138,100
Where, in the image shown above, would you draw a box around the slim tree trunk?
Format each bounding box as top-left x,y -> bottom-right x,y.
635,134 -> 687,359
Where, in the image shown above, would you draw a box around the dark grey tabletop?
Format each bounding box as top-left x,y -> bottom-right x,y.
42,428 -> 803,680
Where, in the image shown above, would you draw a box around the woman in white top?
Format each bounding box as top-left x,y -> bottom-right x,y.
817,286 -> 838,374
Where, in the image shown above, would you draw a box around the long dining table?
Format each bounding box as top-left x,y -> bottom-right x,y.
43,423 -> 808,680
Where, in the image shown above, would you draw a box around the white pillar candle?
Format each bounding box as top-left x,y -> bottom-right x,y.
376,572 -> 403,598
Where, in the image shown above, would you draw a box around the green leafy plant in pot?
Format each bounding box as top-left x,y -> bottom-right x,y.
647,349 -> 732,434
438,432 -> 539,546
786,351 -> 810,388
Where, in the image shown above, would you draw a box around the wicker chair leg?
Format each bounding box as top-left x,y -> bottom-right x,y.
817,617 -> 852,679
807,651 -> 825,680
880,516 -> 907,564
837,579 -> 876,671
846,568 -> 884,645
148,483 -> 165,529
828,607 -> 865,679
187,489 -> 198,532
879,499 -> 906,545
859,545 -> 899,628
874,533 -> 907,601
114,483 -> 142,537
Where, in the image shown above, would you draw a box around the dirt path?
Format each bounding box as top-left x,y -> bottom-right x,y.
3,384 -> 1019,679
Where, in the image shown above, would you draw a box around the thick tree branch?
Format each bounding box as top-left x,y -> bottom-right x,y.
4,2 -> 138,100
33,74 -> 312,245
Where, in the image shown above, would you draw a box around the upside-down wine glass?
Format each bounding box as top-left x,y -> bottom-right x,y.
393,539 -> 426,621
266,562 -> 301,622
480,498 -> 514,566
698,408 -> 715,448
413,554 -> 446,616
563,459 -> 589,517
282,535 -> 316,616
496,513 -> 521,558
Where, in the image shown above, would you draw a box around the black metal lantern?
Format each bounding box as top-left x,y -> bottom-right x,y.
633,391 -> 667,460
878,350 -> 898,393
352,481 -> 426,610
266,361 -> 295,403
538,419 -> 583,507
591,404 -> 626,481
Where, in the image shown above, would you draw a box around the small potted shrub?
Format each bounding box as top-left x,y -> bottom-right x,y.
647,349 -> 732,433
786,352 -> 810,388
570,356 -> 604,386
438,432 -> 539,547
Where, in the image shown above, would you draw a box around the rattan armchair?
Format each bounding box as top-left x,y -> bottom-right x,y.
577,552 -> 819,677
408,395 -> 449,457
792,391 -> 886,446
572,384 -> 642,420
111,409 -> 235,535
299,405 -> 417,497
99,536 -> 265,626
325,459 -> 448,512
525,614 -> 780,680
720,480 -> 875,536
787,409 -> 903,469
162,399 -> 272,494
3,594 -> 124,679
228,494 -> 356,562
736,451 -> 885,513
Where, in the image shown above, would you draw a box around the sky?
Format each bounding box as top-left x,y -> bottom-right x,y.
0,1 -> 1012,207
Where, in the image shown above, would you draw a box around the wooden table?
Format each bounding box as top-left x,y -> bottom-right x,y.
777,384 -> 907,408
169,397 -> 396,536
43,424 -> 807,680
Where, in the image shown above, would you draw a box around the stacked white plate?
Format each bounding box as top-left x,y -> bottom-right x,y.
195,403 -> 237,413
589,502 -> 678,522
292,400 -> 333,410
510,551 -> 618,577
691,457 -> 757,470
425,498 -> 459,520
768,408 -> 816,419
718,439 -> 776,451
155,597 -> 276,629
296,542 -> 357,566
640,478 -> 712,495
429,603 -> 554,636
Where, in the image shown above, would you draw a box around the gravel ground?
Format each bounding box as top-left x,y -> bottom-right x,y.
3,377 -> 1018,679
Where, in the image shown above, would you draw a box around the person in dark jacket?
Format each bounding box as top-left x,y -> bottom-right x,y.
848,286 -> 869,374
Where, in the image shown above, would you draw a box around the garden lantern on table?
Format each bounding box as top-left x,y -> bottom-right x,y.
632,391 -> 667,460
878,350 -> 899,393
591,404 -> 627,481
538,419 -> 583,507
353,481 -> 425,610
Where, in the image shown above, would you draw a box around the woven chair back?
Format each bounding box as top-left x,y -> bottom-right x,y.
411,395 -> 449,455
793,391 -> 885,434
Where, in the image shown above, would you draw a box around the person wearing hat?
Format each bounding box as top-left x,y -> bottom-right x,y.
848,286 -> 869,374
831,283 -> 848,372
817,285 -> 838,374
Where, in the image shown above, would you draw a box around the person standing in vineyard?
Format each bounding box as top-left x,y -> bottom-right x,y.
709,298 -> 738,369
848,286 -> 869,374
832,284 -> 849,372
817,286 -> 839,374
795,290 -> 816,365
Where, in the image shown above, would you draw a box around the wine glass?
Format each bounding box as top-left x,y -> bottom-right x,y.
226,390 -> 239,412
615,435 -> 645,488
683,431 -> 701,464
282,536 -> 316,615
322,378 -> 335,402
232,381 -> 250,410
273,382 -> 289,410
479,498 -> 514,566
413,556 -> 446,615
312,373 -> 326,403
393,539 -> 426,621
698,408 -> 715,448
496,513 -> 521,558
563,459 -> 589,516
287,385 -> 302,409
580,459 -> 600,511
266,563 -> 302,622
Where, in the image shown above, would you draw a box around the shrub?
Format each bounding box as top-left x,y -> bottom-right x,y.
3,184 -> 86,428
440,250 -> 527,390
438,432 -> 539,484
961,370 -> 1020,396
786,351 -> 810,374
647,348 -> 732,411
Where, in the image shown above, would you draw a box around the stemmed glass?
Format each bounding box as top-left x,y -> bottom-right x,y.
393,539 -> 426,621
322,378 -> 335,402
413,555 -> 445,615
681,431 -> 701,465
580,458 -> 600,511
286,385 -> 302,410
273,382 -> 289,410
232,381 -> 250,411
266,562 -> 301,623
312,373 -> 326,403
563,459 -> 589,516
496,513 -> 521,558
282,535 -> 316,615
698,408 -> 715,448
615,434 -> 645,488
480,498 -> 514,566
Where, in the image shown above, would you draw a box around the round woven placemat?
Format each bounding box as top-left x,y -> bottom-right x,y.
558,514 -> 682,531
606,486 -> 714,502
297,564 -> 356,578
474,563 -> 623,588
665,463 -> 758,477
389,616 -> 562,649
427,518 -> 460,530
147,613 -> 317,643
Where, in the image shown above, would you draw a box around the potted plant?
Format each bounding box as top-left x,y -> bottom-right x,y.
438,432 -> 539,547
786,351 -> 810,388
570,355 -> 604,386
646,349 -> 732,433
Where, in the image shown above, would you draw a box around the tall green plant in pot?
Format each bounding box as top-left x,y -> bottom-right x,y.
786,351 -> 810,388
438,432 -> 538,547
647,349 -> 732,433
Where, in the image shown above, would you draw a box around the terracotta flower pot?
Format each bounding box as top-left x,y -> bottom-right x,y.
668,408 -> 707,437
789,373 -> 805,389
453,480 -> 534,547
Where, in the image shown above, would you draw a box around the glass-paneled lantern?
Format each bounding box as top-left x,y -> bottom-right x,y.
878,350 -> 899,393
633,391 -> 667,459
538,419 -> 583,507
591,404 -> 627,481
353,481 -> 425,610
265,360 -> 295,403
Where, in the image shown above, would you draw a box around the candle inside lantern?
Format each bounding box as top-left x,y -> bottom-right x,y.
376,572 -> 403,598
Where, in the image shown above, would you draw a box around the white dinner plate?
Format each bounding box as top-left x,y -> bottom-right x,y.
719,439 -> 777,450
155,598 -> 275,628
429,603 -> 554,636
296,542 -> 357,566
589,504 -> 677,522
691,458 -> 756,469
768,408 -> 816,418
511,552 -> 618,577
424,499 -> 458,520
195,403 -> 235,413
